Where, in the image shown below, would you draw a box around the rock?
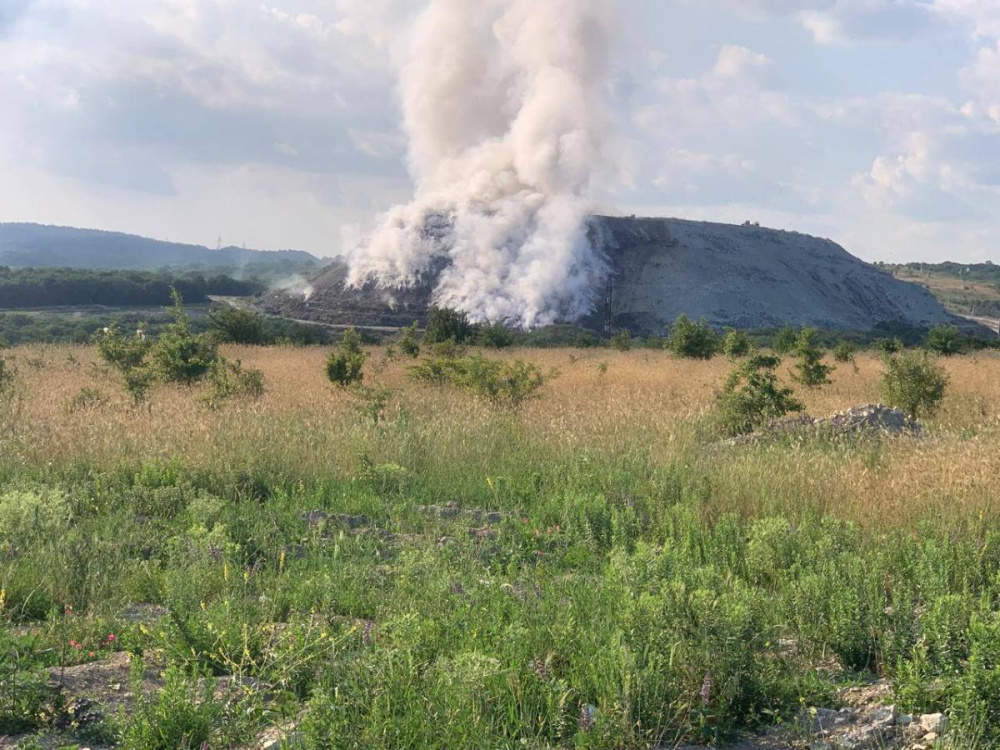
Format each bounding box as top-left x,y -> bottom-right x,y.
897,714 -> 914,726
922,732 -> 939,743
918,713 -> 947,734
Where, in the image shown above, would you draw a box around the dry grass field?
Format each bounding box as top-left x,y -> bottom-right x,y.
4,343 -> 1000,748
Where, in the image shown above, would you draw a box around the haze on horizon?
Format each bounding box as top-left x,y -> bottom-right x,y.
1,0 -> 998,264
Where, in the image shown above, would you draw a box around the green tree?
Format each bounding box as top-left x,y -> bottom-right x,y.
94,323 -> 156,404
424,307 -> 476,345
209,306 -> 266,345
717,353 -> 804,436
326,327 -> 368,387
881,351 -> 949,418
791,328 -> 835,387
668,315 -> 719,359
926,325 -> 965,357
150,289 -> 218,385
772,325 -> 799,355
477,323 -> 515,350
398,322 -> 421,358
722,328 -> 752,359
832,340 -> 857,363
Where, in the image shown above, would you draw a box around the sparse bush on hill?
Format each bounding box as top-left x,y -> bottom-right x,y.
717,352 -> 803,436
833,340 -> 857,363
668,315 -> 719,359
411,354 -> 554,408
791,328 -> 835,388
881,351 -> 949,418
424,307 -> 476,345
398,322 -> 421,358
875,337 -> 904,355
772,324 -> 799,355
325,327 -> 367,387
722,327 -> 752,359
208,306 -> 266,345
201,358 -> 265,409
150,289 -> 218,385
926,324 -> 965,356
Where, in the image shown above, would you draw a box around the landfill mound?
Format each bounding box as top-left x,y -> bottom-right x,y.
260,216 -> 956,334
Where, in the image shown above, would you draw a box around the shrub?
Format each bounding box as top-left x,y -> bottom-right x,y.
772,325 -> 799,355
326,327 -> 368,387
881,351 -> 948,418
150,289 -> 218,385
668,315 -> 719,359
926,324 -> 965,356
94,324 -> 156,404
717,353 -> 803,436
875,337 -> 904,355
832,340 -> 857,363
722,328 -> 752,359
208,306 -> 266,345
120,666 -> 221,750
424,307 -> 475,345
610,330 -> 632,352
410,354 -> 554,408
398,322 -> 421,358
477,323 -> 515,350
201,358 -> 265,409
0,356 -> 16,404
791,328 -> 835,388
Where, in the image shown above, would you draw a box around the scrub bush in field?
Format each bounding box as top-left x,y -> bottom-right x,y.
926,324 -> 965,356
610,329 -> 632,352
717,352 -> 803,436
424,307 -> 475,345
833,340 -> 857,363
150,290 -> 218,385
208,306 -> 266,345
95,324 -> 157,404
875,337 -> 904,355
477,323 -> 515,350
881,351 -> 948,418
398,322 -> 421,358
0,489 -> 70,541
668,315 -> 719,359
201,358 -> 265,409
791,328 -> 835,388
326,327 -> 367,387
722,328 -> 752,359
410,354 -> 554,408
772,325 -> 799,355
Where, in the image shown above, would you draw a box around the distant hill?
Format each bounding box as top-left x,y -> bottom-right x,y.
0,223 -> 321,274
881,261 -> 1000,321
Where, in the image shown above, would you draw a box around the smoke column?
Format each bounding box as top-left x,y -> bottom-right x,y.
346,0 -> 615,329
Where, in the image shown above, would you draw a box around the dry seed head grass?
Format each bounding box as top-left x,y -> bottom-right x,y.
6,345 -> 1000,527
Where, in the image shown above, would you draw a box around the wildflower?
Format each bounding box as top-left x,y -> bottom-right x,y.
88,651 -> 95,658
700,672 -> 713,706
107,633 -> 116,643
579,704 -> 595,732
69,640 -> 81,650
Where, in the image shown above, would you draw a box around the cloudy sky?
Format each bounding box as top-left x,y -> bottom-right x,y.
1,0 -> 998,262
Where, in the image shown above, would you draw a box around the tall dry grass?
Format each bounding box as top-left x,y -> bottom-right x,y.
3,344 -> 1000,527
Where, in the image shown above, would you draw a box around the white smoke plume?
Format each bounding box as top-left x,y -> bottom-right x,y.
346,0 -> 616,329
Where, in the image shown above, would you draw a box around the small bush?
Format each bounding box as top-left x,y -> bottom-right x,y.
717,353 -> 803,436
926,325 -> 965,356
94,324 -> 156,404
151,290 -> 218,385
722,328 -> 752,359
875,337 -> 904,355
668,315 -> 719,359
208,306 -> 266,345
610,330 -> 632,352
411,354 -> 554,408
120,666 -> 221,750
772,325 -> 799,355
424,307 -> 475,345
791,328 -> 835,388
477,323 -> 515,350
398,322 -> 421,358
202,358 -> 265,409
881,351 -> 948,418
326,327 -> 368,387
832,341 -> 857,363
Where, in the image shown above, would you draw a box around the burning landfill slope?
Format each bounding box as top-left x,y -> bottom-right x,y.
260,215 -> 956,335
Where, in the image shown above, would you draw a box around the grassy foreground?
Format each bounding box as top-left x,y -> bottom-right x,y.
3,345 -> 1000,748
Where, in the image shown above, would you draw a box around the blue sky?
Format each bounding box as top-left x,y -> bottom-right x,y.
0,0 -> 998,262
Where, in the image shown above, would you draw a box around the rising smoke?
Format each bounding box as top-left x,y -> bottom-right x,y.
347,0 -> 616,329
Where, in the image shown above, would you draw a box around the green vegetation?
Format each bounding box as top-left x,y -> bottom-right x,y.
721,328 -> 752,359
833,340 -> 857,363
326,328 -> 368,387
397,322 -> 422,358
424,307 -> 477,345
150,290 -> 219,385
926,324 -> 965,357
790,328 -> 835,388
609,330 -> 632,352
0,267 -> 262,309
201,358 -> 266,410
717,352 -> 803,436
772,324 -> 799,355
208,306 -> 266,345
881,351 -> 949,418
667,315 -> 719,359
410,353 -> 554,408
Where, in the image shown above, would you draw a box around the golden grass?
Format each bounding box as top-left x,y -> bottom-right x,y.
4,344 -> 1000,527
